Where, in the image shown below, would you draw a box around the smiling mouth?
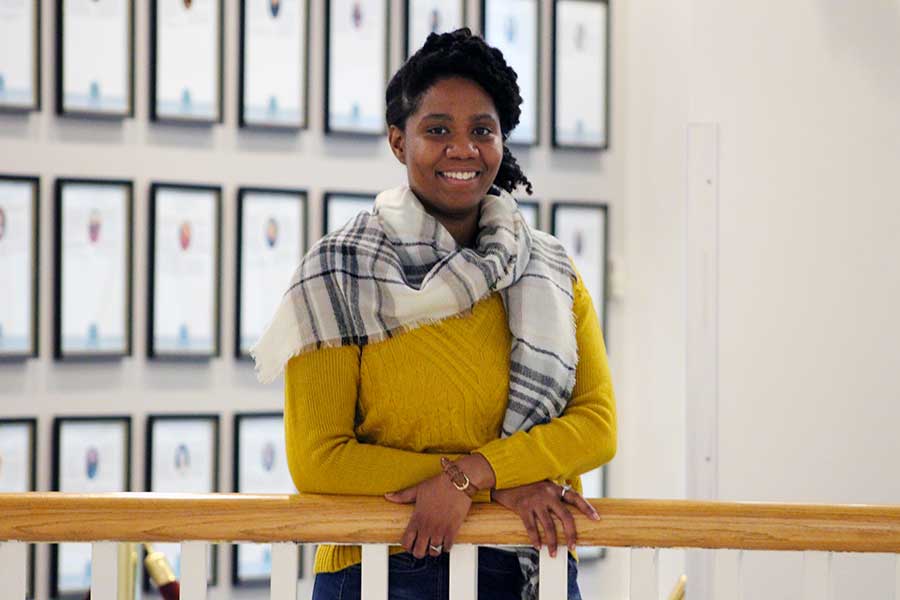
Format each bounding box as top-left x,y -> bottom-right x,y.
437,170 -> 481,183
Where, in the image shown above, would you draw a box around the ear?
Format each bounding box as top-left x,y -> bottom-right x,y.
388,125 -> 406,165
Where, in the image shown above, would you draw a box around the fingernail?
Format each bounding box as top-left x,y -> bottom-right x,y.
591,511 -> 600,520
550,549 -> 557,557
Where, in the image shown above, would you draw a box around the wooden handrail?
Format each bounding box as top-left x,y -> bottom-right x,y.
1,493 -> 899,553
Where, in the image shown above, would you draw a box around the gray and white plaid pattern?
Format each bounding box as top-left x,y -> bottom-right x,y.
252,185 -> 577,598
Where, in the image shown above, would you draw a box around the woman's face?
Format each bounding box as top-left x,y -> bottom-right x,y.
389,77 -> 503,220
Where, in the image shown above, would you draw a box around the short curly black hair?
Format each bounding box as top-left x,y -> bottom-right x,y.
385,28 -> 533,195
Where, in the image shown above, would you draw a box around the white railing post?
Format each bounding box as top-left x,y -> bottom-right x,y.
802,551 -> 833,600
270,543 -> 300,600
713,549 -> 744,600
449,544 -> 478,600
629,548 -> 659,600
91,542 -> 120,600
538,547 -> 568,600
0,542 -> 28,599
361,544 -> 389,600
181,541 -> 209,598
895,554 -> 900,600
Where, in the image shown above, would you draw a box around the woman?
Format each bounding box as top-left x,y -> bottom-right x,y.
252,29 -> 616,600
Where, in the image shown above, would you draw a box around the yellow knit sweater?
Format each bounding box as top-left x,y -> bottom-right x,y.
284,272 -> 617,574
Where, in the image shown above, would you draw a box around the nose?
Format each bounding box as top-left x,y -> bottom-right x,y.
445,136 -> 479,159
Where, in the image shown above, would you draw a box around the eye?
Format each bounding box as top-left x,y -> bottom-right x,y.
427,125 -> 449,135
473,126 -> 494,137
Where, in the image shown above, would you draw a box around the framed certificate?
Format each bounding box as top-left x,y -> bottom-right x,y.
54,178 -> 133,360
232,412 -> 301,585
552,0 -> 610,150
145,414 -> 220,589
0,418 -> 37,598
57,0 -> 134,117
239,0 -> 309,129
150,0 -> 223,123
0,175 -> 39,360
404,0 -> 464,58
51,416 -> 131,599
551,202 -> 608,330
148,183 -> 221,359
323,192 -> 375,235
517,199 -> 540,230
0,0 -> 40,112
325,0 -> 388,136
236,188 -> 307,359
482,0 -> 540,146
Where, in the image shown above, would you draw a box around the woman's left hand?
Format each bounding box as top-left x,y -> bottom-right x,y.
385,472 -> 473,559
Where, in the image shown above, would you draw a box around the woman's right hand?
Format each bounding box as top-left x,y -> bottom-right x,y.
491,481 -> 599,557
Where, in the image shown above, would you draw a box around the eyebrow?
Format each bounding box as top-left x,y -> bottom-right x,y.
421,113 -> 499,122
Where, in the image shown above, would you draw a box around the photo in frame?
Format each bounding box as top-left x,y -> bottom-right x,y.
404,0 -> 464,58
0,418 -> 37,598
239,0 -> 309,129
145,414 -> 220,588
322,192 -> 376,236
57,0 -> 134,117
54,178 -> 133,360
551,202 -> 608,331
232,412 -> 302,585
148,183 -> 221,359
236,188 -> 307,359
517,199 -> 540,230
50,416 -> 131,598
150,0 -> 223,123
0,0 -> 40,111
482,0 -> 540,145
552,0 -> 610,149
0,175 -> 39,360
325,0 -> 388,135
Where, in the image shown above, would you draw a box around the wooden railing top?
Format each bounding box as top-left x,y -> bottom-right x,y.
1,493 -> 899,553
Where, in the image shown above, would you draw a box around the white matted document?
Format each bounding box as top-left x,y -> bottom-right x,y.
554,0 -> 608,148
324,193 -> 374,234
154,0 -> 221,121
517,200 -> 539,230
0,421 -> 34,492
0,178 -> 37,357
61,0 -> 132,115
406,0 -> 463,57
0,0 -> 38,110
552,203 -> 607,328
241,0 -> 307,128
327,0 -> 387,134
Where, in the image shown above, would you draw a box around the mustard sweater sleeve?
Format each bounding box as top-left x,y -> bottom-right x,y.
475,275 -> 618,489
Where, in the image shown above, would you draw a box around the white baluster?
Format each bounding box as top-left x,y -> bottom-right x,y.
181,541 -> 208,599
628,548 -> 659,600
713,549 -> 744,600
0,542 -> 28,599
271,543 -> 299,600
361,544 -> 389,600
539,546 -> 568,600
895,554 -> 900,600
802,551 -> 832,600
91,542 -> 119,600
449,544 -> 478,600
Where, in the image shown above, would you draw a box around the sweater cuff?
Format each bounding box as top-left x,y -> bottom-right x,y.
473,440 -> 524,490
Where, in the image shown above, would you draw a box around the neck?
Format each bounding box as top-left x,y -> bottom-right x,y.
437,210 -> 480,248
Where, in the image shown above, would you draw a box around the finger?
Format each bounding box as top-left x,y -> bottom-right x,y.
427,536 -> 444,557
522,512 -> 541,550
384,486 -> 418,504
563,488 -> 600,520
401,518 -> 418,554
411,526 -> 431,559
549,502 -> 578,551
443,531 -> 455,553
535,508 -> 559,557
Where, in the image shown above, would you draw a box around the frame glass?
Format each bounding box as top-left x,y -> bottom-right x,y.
236,187 -> 307,359
148,183 -> 221,360
57,0 -> 134,117
0,0 -> 40,112
322,192 -> 376,236
51,416 -> 131,599
150,0 -> 223,123
0,418 -> 37,598
0,175 -> 39,360
551,202 -> 608,331
482,0 -> 540,145
404,0 -> 464,58
552,0 -> 610,150
325,0 -> 388,135
239,0 -> 309,129
54,178 -> 133,360
517,199 -> 540,230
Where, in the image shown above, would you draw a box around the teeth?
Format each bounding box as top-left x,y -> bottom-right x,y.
442,171 -> 477,181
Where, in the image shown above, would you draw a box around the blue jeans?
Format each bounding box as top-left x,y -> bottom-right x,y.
311,548 -> 582,600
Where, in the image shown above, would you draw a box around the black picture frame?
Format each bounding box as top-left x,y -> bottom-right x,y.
0,0 -> 41,113
231,411 -> 304,586
403,0 -> 467,59
517,199 -> 541,230
53,178 -> 134,361
481,0 -> 541,147
235,187 -> 308,360
144,413 -> 220,591
550,202 -> 609,332
50,415 -> 132,599
322,191 -> 377,237
149,0 -> 224,124
238,0 -> 311,130
0,418 -> 38,598
56,0 -> 135,118
147,182 -> 222,361
324,0 -> 390,137
0,174 -> 40,361
551,0 -> 611,151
